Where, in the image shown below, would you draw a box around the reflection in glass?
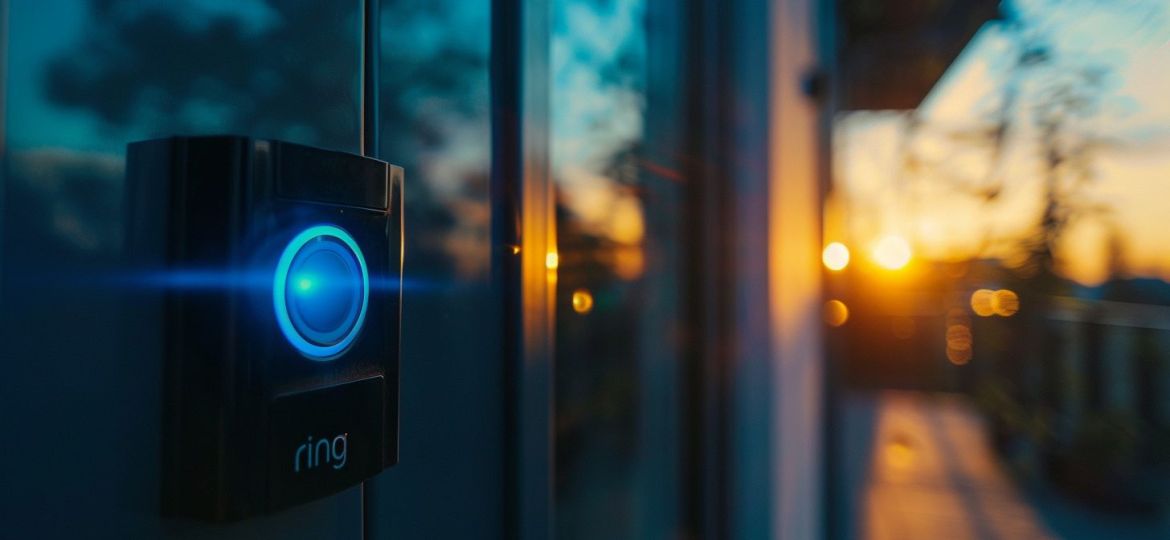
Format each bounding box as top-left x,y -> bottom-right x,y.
370,0 -> 503,536
551,0 -> 669,538
6,0 -> 361,261
1,0 -> 363,534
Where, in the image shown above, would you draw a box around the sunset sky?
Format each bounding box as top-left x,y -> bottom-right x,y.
834,0 -> 1170,286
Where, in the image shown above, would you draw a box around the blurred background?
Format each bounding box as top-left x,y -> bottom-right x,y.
2,0 -> 1169,538
826,0 -> 1170,538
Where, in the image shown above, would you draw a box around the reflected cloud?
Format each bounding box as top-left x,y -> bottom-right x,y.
6,148 -> 124,254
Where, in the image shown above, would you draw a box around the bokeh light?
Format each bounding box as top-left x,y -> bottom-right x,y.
970,289 -> 996,317
824,299 -> 850,327
545,251 -> 560,270
947,346 -> 972,365
946,322 -> 972,365
971,288 -> 1019,317
871,235 -> 911,270
946,324 -> 972,350
944,305 -> 973,366
823,242 -> 851,271
571,289 -> 594,314
992,289 -> 1019,317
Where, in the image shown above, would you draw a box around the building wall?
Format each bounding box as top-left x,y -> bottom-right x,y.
770,0 -> 825,537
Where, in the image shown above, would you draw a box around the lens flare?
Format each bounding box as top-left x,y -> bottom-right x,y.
871,236 -> 911,270
822,242 -> 850,271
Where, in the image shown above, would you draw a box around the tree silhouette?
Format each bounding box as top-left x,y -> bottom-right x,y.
42,0 -> 492,276
45,0 -> 360,149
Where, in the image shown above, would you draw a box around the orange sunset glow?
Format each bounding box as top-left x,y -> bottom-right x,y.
833,8 -> 1170,286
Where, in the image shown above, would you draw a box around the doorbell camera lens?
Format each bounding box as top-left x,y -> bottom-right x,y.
288,240 -> 362,342
274,224 -> 369,360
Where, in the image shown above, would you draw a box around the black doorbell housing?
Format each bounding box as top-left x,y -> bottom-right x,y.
127,137 -> 402,521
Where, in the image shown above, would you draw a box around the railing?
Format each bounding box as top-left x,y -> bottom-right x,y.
1044,296 -> 1170,427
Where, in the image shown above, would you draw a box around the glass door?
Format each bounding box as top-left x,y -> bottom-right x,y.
1,1 -> 367,537
366,0 -> 507,536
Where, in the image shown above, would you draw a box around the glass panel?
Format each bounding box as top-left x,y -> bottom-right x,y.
551,0 -> 683,537
367,0 -> 502,536
1,0 -> 362,535
830,0 -> 1170,537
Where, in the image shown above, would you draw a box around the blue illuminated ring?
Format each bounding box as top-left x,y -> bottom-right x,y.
273,225 -> 369,360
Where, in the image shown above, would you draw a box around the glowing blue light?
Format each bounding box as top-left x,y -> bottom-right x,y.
273,225 -> 369,360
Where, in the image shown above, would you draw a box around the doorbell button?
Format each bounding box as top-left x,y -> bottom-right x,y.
274,225 -> 369,360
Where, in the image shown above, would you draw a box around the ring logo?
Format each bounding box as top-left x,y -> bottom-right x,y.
294,433 -> 348,473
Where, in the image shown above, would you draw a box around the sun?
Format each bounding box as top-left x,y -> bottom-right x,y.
872,236 -> 911,270
823,242 -> 850,271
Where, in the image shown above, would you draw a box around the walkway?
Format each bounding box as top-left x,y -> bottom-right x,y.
838,391 -> 1054,539
837,391 -> 1170,540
